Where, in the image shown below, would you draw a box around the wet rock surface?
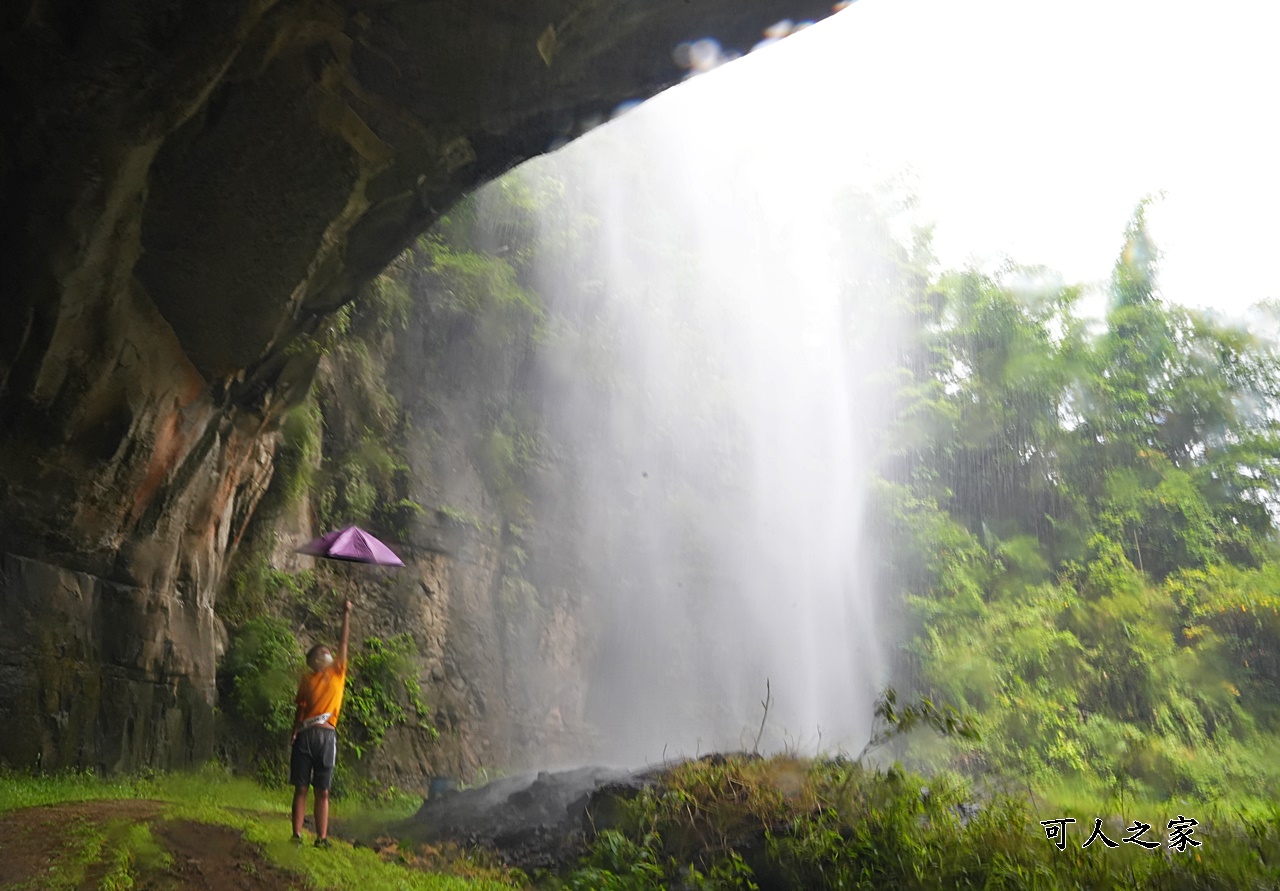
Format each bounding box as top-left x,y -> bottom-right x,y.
0,553 -> 218,771
397,764 -> 660,870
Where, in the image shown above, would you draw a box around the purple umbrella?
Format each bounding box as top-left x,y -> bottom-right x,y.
297,525 -> 405,566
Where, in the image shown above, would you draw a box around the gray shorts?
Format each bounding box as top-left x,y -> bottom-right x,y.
290,725 -> 337,791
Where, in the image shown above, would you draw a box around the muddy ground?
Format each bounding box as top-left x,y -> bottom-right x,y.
0,800 -> 306,890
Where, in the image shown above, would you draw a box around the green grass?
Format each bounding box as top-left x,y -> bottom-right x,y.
1,765 -> 518,891
162,801 -> 515,891
19,757 -> 1280,890
547,755 -> 1280,891
11,814 -> 108,891
1,771 -> 150,813
2,814 -> 172,891
98,822 -> 173,891
0,763 -> 285,814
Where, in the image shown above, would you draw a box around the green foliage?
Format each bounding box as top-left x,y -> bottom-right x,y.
253,401 -> 325,521
875,201 -> 1280,802
859,687 -> 980,760
218,539 -> 319,626
345,634 -> 434,760
557,831 -> 668,891
289,254 -> 421,539
438,504 -> 498,534
1171,563 -> 1280,712
366,255 -> 416,333
223,616 -> 304,737
403,197 -> 546,396
98,823 -> 173,891
220,616 -> 304,783
281,173 -> 558,545
474,411 -> 544,519
550,754 -> 1280,891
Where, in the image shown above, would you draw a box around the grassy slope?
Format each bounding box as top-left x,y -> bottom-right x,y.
0,766 -> 517,891
550,755 -> 1280,891
10,758 -> 1280,890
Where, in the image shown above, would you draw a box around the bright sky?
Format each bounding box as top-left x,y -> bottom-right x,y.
643,0 -> 1280,318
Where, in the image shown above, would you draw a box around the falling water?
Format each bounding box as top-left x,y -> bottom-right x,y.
492,27 -> 909,766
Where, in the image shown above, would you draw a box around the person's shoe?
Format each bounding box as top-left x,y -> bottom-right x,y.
314,837 -> 331,849
292,834 -> 304,847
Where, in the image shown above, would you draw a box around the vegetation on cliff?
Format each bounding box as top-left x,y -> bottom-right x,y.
213,175 -> 559,785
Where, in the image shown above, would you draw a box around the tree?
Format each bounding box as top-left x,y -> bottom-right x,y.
879,203 -> 1280,799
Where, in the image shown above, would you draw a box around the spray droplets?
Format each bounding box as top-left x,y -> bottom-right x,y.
752,19 -> 817,55
673,37 -> 728,75
764,19 -> 795,40
671,17 -> 822,80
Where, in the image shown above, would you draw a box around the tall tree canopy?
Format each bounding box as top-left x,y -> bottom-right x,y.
875,204 -> 1280,799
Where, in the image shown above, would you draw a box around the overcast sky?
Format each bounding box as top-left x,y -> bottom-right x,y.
632,0 -> 1280,319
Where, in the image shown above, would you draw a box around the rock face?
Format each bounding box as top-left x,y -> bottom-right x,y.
0,0 -> 838,771
394,764 -> 655,871
378,292 -> 596,780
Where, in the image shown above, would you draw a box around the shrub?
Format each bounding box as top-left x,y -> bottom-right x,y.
220,616 -> 304,783
345,634 -> 434,760
552,754 -> 1280,891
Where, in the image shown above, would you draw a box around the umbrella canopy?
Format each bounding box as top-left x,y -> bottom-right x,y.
297,525 -> 405,566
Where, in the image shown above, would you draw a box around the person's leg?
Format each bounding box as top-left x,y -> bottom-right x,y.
313,728 -> 337,844
314,788 -> 330,840
292,786 -> 308,837
289,729 -> 314,839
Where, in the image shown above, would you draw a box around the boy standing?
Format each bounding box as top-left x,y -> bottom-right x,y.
290,598 -> 352,847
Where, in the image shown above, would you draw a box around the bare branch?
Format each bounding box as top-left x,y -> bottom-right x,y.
752,678 -> 772,755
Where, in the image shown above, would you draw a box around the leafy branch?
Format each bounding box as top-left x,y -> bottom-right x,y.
857,687 -> 979,762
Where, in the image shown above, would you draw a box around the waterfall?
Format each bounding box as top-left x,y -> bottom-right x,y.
479,42 -> 911,766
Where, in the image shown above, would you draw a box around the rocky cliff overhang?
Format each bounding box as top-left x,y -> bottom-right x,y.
0,1 -> 839,770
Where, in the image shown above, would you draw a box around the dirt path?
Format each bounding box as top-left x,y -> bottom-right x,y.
0,800 -> 306,890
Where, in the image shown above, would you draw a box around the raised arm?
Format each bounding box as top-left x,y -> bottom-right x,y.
339,598 -> 352,668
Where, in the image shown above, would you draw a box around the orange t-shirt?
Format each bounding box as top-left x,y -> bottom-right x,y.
296,662 -> 348,729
